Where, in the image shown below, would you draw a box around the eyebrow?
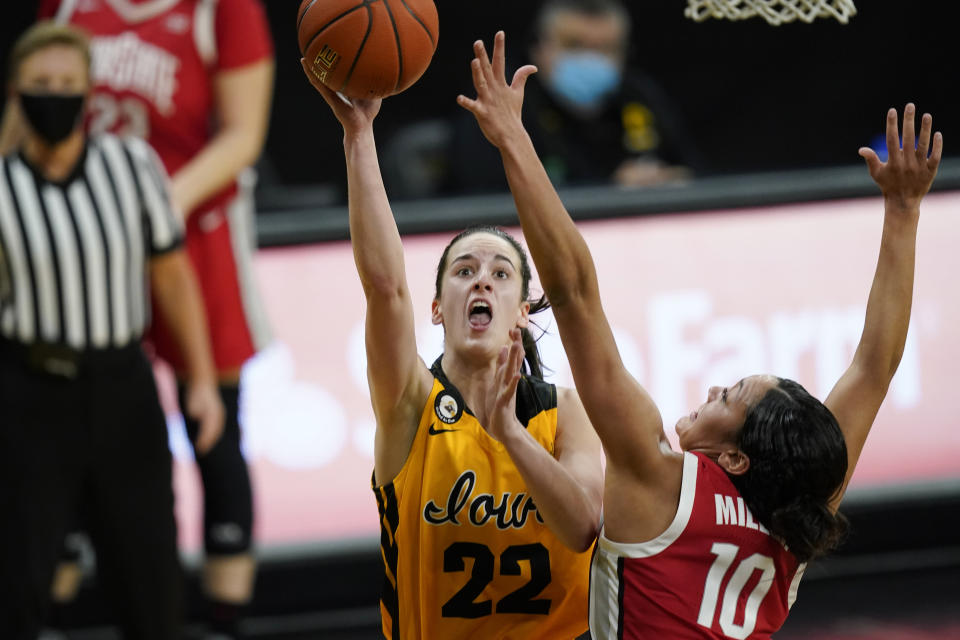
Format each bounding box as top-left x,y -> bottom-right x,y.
493,254 -> 517,268
451,253 -> 517,269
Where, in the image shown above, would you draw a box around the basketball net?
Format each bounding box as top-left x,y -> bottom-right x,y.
685,0 -> 857,24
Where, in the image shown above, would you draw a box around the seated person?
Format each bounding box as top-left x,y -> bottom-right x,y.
447,0 -> 705,194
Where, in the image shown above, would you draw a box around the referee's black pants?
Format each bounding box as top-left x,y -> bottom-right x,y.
0,339 -> 183,639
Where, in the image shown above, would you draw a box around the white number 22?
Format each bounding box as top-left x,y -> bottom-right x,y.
88,94 -> 150,139
696,542 -> 775,639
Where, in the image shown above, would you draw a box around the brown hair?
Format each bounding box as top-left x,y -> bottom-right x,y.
730,378 -> 849,563
8,21 -> 92,86
435,225 -> 551,379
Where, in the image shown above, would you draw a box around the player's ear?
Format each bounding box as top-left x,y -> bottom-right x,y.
431,298 -> 442,325
717,450 -> 750,476
516,300 -> 529,329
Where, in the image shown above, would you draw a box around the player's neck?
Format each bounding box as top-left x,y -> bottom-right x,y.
440,351 -> 499,418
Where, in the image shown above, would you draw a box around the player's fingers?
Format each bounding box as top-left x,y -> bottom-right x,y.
339,92 -> 361,108
456,94 -> 480,114
509,330 -> 524,371
858,147 -> 881,177
496,346 -> 513,393
321,85 -> 348,108
916,112 -> 932,159
302,59 -> 345,108
501,352 -> 521,394
885,107 -> 900,162
511,65 -> 538,92
470,58 -> 488,96
508,335 -> 521,364
901,103 -> 916,159
194,417 -> 214,455
473,38 -> 495,84
511,352 -> 524,387
492,31 -> 506,80
927,131 -> 944,172
497,345 -> 515,398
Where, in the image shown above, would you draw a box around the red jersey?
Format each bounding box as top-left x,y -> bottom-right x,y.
589,452 -> 805,639
41,0 -> 273,215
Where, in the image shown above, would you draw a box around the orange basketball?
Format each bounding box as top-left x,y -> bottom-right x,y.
297,0 -> 439,100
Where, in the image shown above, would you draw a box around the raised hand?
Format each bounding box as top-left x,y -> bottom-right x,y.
300,58 -> 381,134
858,103 -> 943,211
484,328 -> 526,443
457,31 -> 537,150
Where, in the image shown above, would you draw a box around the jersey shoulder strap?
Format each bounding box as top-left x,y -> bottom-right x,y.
515,374 -> 556,427
428,357 -> 557,429
53,0 -> 81,22
193,0 -> 219,67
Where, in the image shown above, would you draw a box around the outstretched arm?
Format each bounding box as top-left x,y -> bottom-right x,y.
825,104 -> 942,507
301,62 -> 431,481
458,33 -> 666,481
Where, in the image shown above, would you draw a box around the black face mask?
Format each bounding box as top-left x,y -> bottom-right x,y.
18,92 -> 85,146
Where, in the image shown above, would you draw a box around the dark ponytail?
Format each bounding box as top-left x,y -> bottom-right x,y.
769,495 -> 848,563
435,225 -> 550,379
520,295 -> 551,379
730,378 -> 849,563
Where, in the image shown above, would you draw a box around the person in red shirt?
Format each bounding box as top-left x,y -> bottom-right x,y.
21,1 -> 275,637
460,32 -> 942,639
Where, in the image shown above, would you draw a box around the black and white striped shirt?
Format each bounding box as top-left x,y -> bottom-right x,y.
0,134 -> 183,350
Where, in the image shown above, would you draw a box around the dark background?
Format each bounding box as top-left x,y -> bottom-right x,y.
261,0 -> 959,196
2,0 -> 956,203
271,0 -> 958,201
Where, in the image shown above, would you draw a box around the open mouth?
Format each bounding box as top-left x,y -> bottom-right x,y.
469,300 -> 492,328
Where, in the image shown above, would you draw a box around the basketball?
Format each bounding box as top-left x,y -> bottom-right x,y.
297,0 -> 439,100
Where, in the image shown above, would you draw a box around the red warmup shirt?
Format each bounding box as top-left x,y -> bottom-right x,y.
40,0 -> 273,215
590,452 -> 805,639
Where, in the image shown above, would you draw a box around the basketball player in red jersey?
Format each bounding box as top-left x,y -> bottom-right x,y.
461,32 -> 943,639
25,1 -> 275,636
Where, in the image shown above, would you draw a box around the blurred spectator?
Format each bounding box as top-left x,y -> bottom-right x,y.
443,0 -> 705,195
27,0 -> 276,637
0,21 -> 222,639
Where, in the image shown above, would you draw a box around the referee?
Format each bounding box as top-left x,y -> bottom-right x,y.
0,22 -> 223,639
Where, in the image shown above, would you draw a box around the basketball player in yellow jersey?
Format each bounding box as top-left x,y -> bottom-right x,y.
301,64 -> 604,639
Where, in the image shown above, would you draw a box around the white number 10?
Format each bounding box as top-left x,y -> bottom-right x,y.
696,542 -> 775,639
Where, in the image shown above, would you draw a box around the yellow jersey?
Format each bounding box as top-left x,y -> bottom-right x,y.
372,358 -> 592,639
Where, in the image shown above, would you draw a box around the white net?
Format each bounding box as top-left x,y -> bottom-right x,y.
685,0 -> 857,25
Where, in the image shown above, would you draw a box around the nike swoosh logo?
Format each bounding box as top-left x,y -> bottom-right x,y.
429,425 -> 457,435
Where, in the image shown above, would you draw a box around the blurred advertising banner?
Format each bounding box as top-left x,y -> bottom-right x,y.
161,192 -> 960,551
